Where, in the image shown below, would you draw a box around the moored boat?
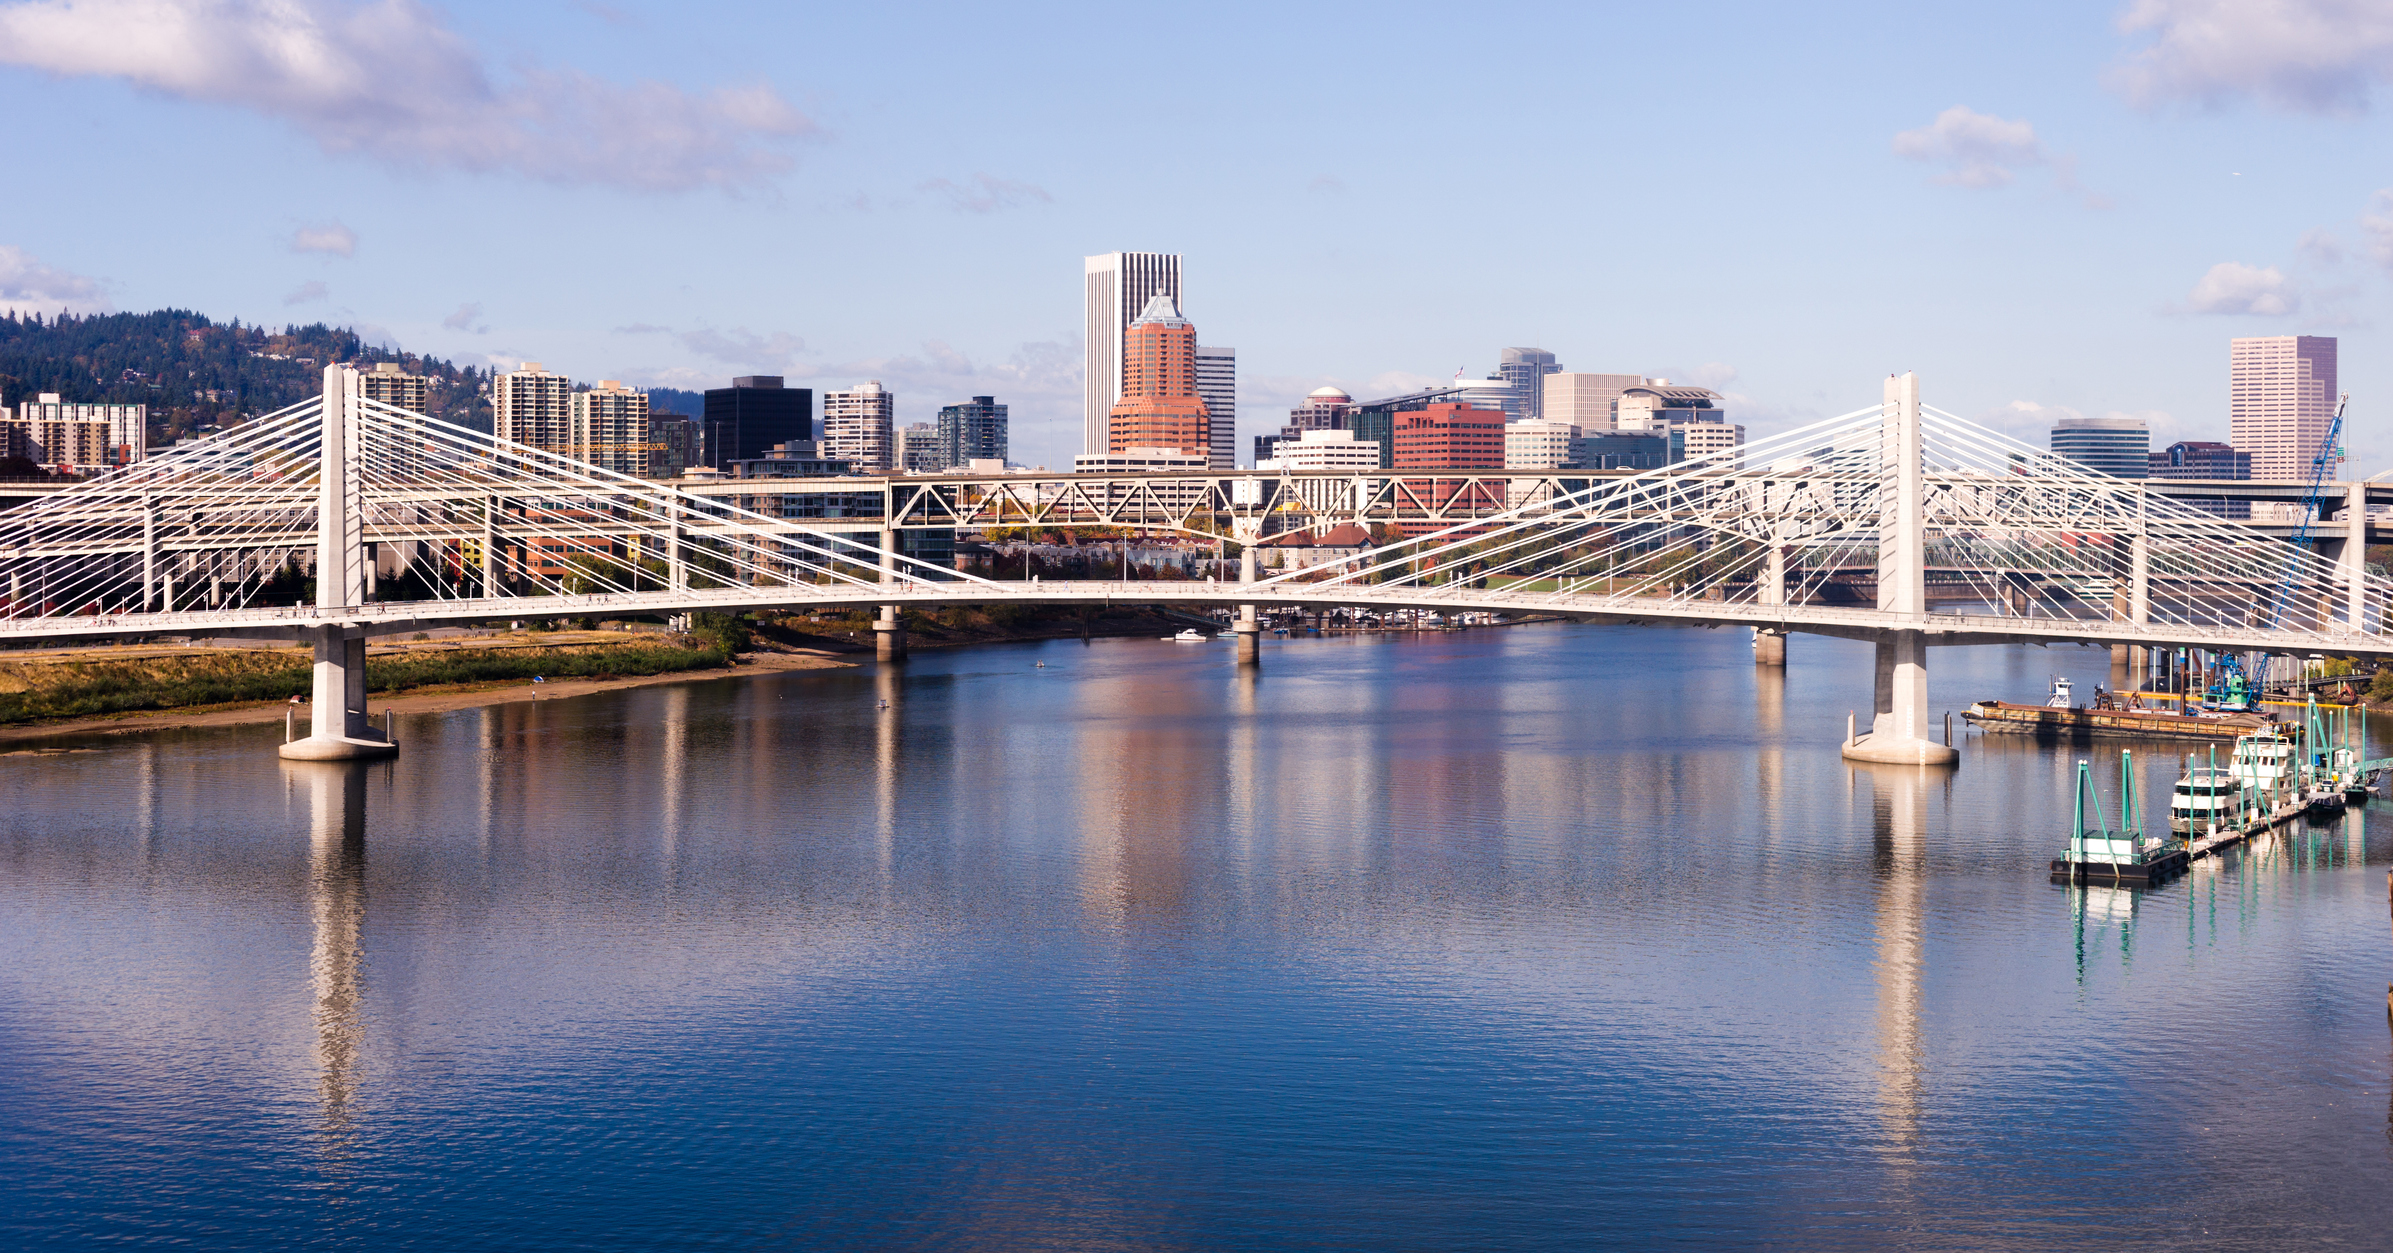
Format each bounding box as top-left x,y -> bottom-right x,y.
2167,765 -> 2240,836
1965,676 -> 2278,743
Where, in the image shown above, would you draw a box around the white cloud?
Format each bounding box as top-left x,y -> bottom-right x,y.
2359,189 -> 2393,269
916,173 -> 1052,214
1892,106 -> 2048,188
2112,0 -> 2393,113
290,221 -> 356,257
441,301 -> 486,332
2185,261 -> 2300,314
0,0 -> 817,191
0,244 -> 106,314
2298,226 -> 2347,265
284,279 -> 328,305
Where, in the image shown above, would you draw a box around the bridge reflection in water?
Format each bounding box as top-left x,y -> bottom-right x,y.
292,761 -> 368,1169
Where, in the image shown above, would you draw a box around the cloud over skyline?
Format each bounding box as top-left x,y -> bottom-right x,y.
0,0 -> 818,191
291,221 -> 357,257
2185,261 -> 2301,315
917,173 -> 1052,214
0,244 -> 105,314
2111,0 -> 2393,113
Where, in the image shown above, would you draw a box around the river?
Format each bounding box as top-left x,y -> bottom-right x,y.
3,624 -> 2388,1249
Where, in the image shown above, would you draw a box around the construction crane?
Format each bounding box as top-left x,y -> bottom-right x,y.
2265,390 -> 2351,631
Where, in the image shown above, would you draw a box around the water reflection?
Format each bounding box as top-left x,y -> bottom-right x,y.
1861,765 -> 1927,1163
292,762 -> 368,1165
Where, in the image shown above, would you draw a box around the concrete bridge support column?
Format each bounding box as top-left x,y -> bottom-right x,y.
283,365 -> 395,762
1235,544 -> 1260,665
875,527 -> 906,662
1843,373 -> 1954,766
2346,481 -> 2369,632
1754,628 -> 1787,665
1755,537 -> 1788,665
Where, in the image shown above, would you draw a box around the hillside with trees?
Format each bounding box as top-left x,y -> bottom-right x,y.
0,310 -> 493,446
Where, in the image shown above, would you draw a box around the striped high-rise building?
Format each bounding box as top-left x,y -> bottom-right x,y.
2230,336 -> 2338,482
823,380 -> 895,472
492,362 -> 572,450
1194,345 -> 1235,469
1084,252 -> 1180,455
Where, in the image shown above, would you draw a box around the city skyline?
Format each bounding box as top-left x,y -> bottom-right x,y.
1,2 -> 2389,472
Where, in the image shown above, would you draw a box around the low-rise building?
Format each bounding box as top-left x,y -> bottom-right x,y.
1393,403 -> 1506,469
1256,428 -> 1381,473
1073,447 -> 1210,473
1505,417 -> 1578,470
2148,440 -> 2252,519
1255,522 -> 1377,572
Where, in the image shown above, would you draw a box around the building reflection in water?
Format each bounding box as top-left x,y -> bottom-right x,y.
1863,765 -> 1928,1165
294,761 -> 369,1166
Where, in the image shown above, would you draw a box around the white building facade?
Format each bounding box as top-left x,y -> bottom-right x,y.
1083,251 -> 1181,456
1257,428 -> 1381,473
822,380 -> 896,472
493,362 -> 572,450
1504,417 -> 1577,470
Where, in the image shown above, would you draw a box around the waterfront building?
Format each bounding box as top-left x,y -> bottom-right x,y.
1084,251 -> 1181,455
1073,447 -> 1209,473
1195,344 -> 1236,469
359,361 -> 429,414
1393,403 -> 1506,469
1256,428 -> 1381,473
896,422 -> 941,473
5,392 -> 145,469
1106,293 -> 1211,458
568,381 -> 653,477
702,376 -> 812,471
822,380 -> 895,472
2050,415 -> 2150,479
493,362 -> 572,450
1505,417 -> 1578,470
936,395 -> 1008,469
2231,335 -> 2338,482
1496,348 -> 1562,420
1543,372 -> 1647,432
2149,440 -> 2252,519
1569,432 -> 1670,471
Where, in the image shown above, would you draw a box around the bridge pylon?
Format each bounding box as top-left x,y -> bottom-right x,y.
1843,372 -> 1957,766
281,366 -> 396,761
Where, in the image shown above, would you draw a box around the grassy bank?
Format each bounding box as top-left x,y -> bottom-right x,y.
0,640 -> 729,724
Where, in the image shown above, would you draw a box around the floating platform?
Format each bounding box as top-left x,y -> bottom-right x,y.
1967,700 -> 2277,744
2051,848 -> 2190,886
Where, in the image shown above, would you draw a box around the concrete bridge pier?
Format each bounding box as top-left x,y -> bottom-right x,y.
281,366 -> 395,761
1842,630 -> 1957,766
875,527 -> 906,662
1235,545 -> 1260,665
1754,627 -> 1787,666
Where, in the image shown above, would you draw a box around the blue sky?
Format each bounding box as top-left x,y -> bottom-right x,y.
1,0 -> 2389,469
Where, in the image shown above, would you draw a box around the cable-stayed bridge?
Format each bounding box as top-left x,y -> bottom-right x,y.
1,368 -> 2384,762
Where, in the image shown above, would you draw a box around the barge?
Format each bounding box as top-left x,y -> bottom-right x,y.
1966,676 -> 2280,744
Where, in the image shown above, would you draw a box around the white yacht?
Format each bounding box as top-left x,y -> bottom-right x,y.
1165,628 -> 1211,642
2167,765 -> 2241,835
2229,731 -> 2296,799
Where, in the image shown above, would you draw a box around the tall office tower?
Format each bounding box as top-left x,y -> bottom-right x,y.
702,376 -> 812,470
569,380 -> 653,477
1084,251 -> 1181,454
359,361 -> 429,414
936,395 -> 1008,468
1543,372 -> 1646,432
1496,348 -> 1562,419
1194,345 -> 1236,469
895,422 -> 942,473
823,379 -> 895,471
2231,336 -> 2339,481
2049,415 -> 2149,479
1107,293 -> 1211,456
493,362 -> 572,450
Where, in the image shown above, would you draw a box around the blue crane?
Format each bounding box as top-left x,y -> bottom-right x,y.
2265,390 -> 2351,630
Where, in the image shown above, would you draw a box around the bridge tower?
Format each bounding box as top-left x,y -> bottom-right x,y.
1844,372 -> 1957,766
281,366 -> 398,761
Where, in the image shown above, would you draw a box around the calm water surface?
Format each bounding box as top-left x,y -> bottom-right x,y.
3,625 -> 2390,1250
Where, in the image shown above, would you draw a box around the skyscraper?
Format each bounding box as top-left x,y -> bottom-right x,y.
359,361 -> 429,415
2049,415 -> 2149,479
569,380 -> 653,477
1496,348 -> 1562,420
1195,345 -> 1235,469
1542,373 -> 1646,432
822,380 -> 895,471
1107,293 -> 1211,457
493,362 -> 571,450
936,396 -> 1008,469
2230,336 -> 2339,481
701,376 -> 812,471
1084,252 -> 1180,455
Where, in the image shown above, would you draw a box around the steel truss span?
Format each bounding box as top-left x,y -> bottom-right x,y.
1,367 -> 2388,661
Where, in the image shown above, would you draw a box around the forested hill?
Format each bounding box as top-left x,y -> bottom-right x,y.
0,310 -> 492,443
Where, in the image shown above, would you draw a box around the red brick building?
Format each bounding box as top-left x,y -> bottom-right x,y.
1392,402 -> 1505,468
1107,293 -> 1212,457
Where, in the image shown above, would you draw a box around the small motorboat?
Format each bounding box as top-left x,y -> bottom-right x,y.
1164,628 -> 1211,642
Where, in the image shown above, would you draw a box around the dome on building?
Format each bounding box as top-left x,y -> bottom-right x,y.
1306,385 -> 1353,402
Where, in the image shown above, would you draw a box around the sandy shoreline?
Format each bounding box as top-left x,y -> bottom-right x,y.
0,648 -> 856,746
